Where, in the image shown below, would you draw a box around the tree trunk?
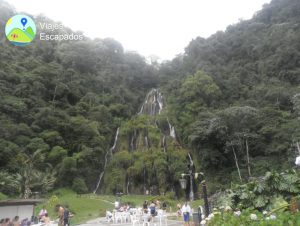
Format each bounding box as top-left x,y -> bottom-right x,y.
297,142 -> 300,155
245,138 -> 251,177
231,143 -> 242,182
23,178 -> 31,199
143,168 -> 146,194
126,177 -> 130,195
52,84 -> 58,109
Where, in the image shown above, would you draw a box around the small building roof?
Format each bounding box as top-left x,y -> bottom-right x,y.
0,199 -> 44,207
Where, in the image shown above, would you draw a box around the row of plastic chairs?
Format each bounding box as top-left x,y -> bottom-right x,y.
107,209 -> 168,226
130,210 -> 168,226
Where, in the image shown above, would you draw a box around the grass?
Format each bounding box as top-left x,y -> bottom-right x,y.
0,192 -> 8,200
35,189 -> 113,225
34,189 -> 206,225
190,199 -> 204,209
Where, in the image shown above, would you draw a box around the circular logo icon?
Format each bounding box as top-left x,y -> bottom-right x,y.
5,14 -> 36,46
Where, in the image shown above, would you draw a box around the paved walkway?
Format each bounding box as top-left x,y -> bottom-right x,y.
78,217 -> 183,226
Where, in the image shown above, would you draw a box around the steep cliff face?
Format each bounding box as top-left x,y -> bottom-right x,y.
138,88 -> 164,115
126,88 -> 181,152
94,88 -> 190,195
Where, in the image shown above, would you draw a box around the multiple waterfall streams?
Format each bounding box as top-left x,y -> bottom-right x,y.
93,88 -> 194,193
138,88 -> 164,115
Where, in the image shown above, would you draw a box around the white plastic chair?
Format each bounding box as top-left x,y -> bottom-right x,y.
106,211 -> 113,223
130,214 -> 140,226
142,213 -> 150,226
121,212 -> 130,223
114,212 -> 122,223
156,209 -> 167,226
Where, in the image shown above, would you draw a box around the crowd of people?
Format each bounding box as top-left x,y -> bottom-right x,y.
54,204 -> 73,226
0,213 -> 49,226
0,216 -> 21,226
0,213 -> 50,226
0,204 -> 73,226
106,199 -> 168,224
0,210 -> 50,226
142,200 -> 166,219
108,199 -> 195,225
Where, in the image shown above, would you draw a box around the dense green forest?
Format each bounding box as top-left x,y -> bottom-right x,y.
0,0 -> 300,202
160,0 -> 300,190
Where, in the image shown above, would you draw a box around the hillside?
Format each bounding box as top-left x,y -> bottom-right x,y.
159,0 -> 300,189
0,0 -> 300,203
0,0 -> 159,197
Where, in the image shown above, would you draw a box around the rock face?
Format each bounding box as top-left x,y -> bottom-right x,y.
94,88 -> 184,193
130,88 -> 180,152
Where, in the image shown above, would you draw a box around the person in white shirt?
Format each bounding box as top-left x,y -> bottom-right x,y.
115,201 -> 120,210
181,202 -> 191,226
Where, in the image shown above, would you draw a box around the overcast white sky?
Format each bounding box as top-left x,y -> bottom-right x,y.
9,0 -> 271,60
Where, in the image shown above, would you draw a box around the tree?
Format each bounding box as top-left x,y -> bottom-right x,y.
15,150 -> 56,198
180,70 -> 221,108
221,106 -> 259,178
292,93 -> 300,118
72,178 -> 88,194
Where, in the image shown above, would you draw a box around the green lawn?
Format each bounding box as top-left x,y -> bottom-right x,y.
35,189 -> 205,225
35,189 -> 113,224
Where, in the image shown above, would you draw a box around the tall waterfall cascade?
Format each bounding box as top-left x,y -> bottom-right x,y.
138,89 -> 177,140
93,127 -> 119,194
93,88 -> 192,193
138,88 -> 164,116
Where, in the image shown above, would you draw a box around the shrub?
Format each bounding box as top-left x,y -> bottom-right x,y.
72,178 -> 88,194
218,170 -> 300,210
207,209 -> 300,226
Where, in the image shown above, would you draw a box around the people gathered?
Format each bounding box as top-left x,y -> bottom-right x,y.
0,216 -> 23,226
55,204 -> 73,226
0,204 -> 75,226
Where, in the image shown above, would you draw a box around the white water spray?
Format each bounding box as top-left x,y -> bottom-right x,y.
93,127 -> 119,194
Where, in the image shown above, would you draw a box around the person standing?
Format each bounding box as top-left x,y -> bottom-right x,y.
149,201 -> 156,222
114,200 -> 120,210
55,204 -> 64,226
181,202 -> 191,226
162,202 -> 167,211
176,203 -> 182,218
63,205 -> 70,226
155,200 -> 161,209
143,201 -> 148,211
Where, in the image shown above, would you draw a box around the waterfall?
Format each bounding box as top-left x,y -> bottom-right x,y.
157,93 -> 163,114
162,135 -> 166,153
93,127 -> 120,194
188,152 -> 194,166
145,136 -> 149,149
110,127 -> 120,153
138,88 -> 163,116
138,105 -> 144,115
137,88 -> 180,153
130,129 -> 138,151
130,135 -> 134,151
167,118 -> 176,139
